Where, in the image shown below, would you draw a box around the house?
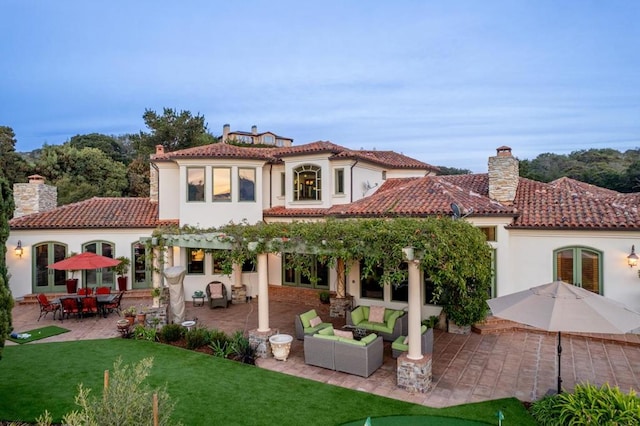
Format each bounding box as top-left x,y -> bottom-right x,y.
6,140 -> 640,317
222,124 -> 293,147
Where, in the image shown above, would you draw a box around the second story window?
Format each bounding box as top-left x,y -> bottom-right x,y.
335,168 -> 345,195
294,165 -> 321,201
238,168 -> 256,202
187,167 -> 205,202
212,167 -> 231,201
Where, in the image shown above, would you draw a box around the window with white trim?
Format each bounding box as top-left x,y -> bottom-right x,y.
293,165 -> 321,201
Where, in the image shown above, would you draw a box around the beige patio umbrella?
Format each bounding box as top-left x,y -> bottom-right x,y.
487,280 -> 640,394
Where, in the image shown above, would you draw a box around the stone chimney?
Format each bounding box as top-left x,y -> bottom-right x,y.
13,174 -> 57,218
222,123 -> 230,142
251,125 -> 257,135
155,145 -> 165,155
488,146 -> 519,204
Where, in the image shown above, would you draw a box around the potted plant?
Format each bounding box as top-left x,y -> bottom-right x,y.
319,290 -> 330,304
114,256 -> 131,292
136,306 -> 147,325
63,251 -> 79,293
123,306 -> 136,326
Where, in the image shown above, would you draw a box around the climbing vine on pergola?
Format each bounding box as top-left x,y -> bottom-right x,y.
151,217 -> 493,326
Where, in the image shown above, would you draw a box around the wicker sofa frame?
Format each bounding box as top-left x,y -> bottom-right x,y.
303,334 -> 384,378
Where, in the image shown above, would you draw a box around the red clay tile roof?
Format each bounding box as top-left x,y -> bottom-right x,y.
9,197 -> 177,230
265,174 -> 640,229
152,141 -> 438,171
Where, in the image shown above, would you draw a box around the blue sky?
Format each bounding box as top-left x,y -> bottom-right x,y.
1,1 -> 638,172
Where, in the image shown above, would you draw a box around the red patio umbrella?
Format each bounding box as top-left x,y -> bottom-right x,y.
48,252 -> 121,271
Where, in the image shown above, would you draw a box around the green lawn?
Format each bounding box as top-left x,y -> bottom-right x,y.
0,339 -> 537,425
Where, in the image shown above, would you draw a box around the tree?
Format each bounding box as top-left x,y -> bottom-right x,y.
436,166 -> 472,176
35,145 -> 128,205
0,126 -> 32,185
126,157 -> 150,198
0,176 -> 14,360
68,133 -> 129,165
132,108 -> 218,155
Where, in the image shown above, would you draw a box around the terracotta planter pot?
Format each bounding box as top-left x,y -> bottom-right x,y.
124,315 -> 135,327
136,313 -> 147,325
117,276 -> 128,292
65,278 -> 78,294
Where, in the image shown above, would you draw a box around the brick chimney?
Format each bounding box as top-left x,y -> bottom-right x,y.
222,124 -> 230,142
13,174 -> 57,218
488,146 -> 519,204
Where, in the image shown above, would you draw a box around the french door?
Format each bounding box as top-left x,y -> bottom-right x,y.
554,247 -> 602,294
33,242 -> 67,292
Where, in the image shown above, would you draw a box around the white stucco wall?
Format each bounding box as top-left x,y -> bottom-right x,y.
505,229 -> 640,310
6,228 -> 154,299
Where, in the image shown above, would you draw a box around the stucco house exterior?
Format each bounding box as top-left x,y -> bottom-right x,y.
6,139 -> 640,318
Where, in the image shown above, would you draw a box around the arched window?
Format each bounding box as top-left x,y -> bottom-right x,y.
554,246 -> 602,294
293,165 -> 321,201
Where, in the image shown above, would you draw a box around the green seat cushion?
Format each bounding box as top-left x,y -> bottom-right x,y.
421,325 -> 427,333
386,310 -> 401,328
350,306 -> 365,325
360,333 -> 378,345
338,337 -> 366,346
304,322 -> 332,335
299,309 -> 318,328
371,323 -> 392,334
313,334 -> 339,341
317,325 -> 334,336
361,305 -> 370,319
391,335 -> 408,351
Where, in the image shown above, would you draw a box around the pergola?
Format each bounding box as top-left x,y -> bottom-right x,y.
145,232 -> 427,361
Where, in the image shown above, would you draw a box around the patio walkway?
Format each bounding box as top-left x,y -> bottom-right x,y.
9,298 -> 640,408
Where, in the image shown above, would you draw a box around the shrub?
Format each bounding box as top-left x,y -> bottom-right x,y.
531,383 -> 640,425
185,327 -> 210,350
159,323 -> 184,343
208,329 -> 231,358
133,325 -> 158,342
229,330 -> 256,365
61,357 -> 180,426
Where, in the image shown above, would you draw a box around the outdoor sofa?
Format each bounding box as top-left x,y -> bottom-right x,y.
294,309 -> 333,340
391,324 -> 434,358
303,327 -> 383,377
345,305 -> 407,341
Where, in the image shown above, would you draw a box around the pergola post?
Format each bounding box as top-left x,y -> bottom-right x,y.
406,258 -> 423,360
257,252 -> 270,332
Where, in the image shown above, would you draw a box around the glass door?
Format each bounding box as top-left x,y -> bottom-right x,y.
83,241 -> 115,289
33,242 -> 67,293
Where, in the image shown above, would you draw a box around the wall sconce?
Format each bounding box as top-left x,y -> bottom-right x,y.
15,240 -> 23,258
628,245 -> 638,267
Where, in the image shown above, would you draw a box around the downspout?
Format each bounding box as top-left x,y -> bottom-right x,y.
349,159 -> 359,203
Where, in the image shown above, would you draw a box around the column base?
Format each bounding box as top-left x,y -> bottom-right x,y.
329,296 -> 353,318
397,353 -> 432,393
248,328 -> 277,359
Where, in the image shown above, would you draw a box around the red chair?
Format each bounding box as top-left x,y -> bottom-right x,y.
102,292 -> 124,317
80,296 -> 99,318
95,286 -> 111,295
78,287 -> 93,296
36,294 -> 60,321
60,297 -> 80,322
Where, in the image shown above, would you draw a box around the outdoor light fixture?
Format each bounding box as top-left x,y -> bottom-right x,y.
15,240 -> 23,258
628,245 -> 638,267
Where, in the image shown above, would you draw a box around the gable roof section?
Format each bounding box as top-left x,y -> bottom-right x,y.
265,174 -> 640,229
9,197 -> 177,230
152,141 -> 438,171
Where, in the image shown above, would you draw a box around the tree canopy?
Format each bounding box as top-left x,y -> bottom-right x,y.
0,175 -> 15,359
519,148 -> 640,192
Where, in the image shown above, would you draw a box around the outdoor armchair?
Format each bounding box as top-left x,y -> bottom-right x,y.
102,292 -> 124,316
205,281 -> 229,309
36,293 -> 60,321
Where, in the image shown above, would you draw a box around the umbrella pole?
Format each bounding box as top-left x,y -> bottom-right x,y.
557,331 -> 562,394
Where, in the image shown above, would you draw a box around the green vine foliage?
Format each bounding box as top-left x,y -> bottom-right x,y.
0,176 -> 15,360
153,217 -> 492,327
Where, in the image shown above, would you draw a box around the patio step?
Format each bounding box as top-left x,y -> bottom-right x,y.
472,316 -> 522,334
17,289 -> 153,305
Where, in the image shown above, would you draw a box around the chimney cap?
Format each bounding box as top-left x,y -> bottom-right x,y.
496,146 -> 512,156
28,174 -> 46,184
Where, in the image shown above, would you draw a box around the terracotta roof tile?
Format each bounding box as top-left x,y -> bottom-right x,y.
264,174 -> 640,229
9,198 -> 176,230
152,141 -> 437,171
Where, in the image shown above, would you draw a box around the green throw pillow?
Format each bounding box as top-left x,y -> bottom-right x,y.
300,309 -> 318,328
317,326 -> 334,336
350,307 -> 364,325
